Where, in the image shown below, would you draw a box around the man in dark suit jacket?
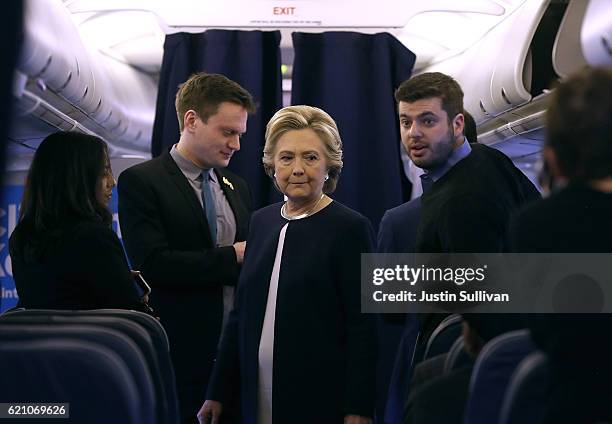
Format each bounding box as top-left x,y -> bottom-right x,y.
118,73 -> 256,424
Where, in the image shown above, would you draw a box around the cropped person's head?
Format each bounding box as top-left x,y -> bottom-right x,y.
463,110 -> 478,144
395,72 -> 465,170
545,67 -> 612,182
20,131 -> 114,229
175,73 -> 256,169
263,105 -> 343,199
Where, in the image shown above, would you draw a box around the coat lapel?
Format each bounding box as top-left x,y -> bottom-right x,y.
215,169 -> 248,241
161,151 -> 214,245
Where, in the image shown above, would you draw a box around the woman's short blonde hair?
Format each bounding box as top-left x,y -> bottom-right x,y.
263,105 -> 343,193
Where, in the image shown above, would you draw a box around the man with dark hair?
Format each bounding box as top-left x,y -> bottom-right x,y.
511,67 -> 612,423
377,72 -> 538,423
394,72 -> 539,253
118,72 -> 256,423
377,83 -> 483,424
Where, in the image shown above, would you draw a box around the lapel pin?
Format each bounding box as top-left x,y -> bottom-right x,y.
222,176 -> 234,190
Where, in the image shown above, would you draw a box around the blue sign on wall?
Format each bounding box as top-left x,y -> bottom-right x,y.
0,185 -> 24,312
0,186 -> 120,313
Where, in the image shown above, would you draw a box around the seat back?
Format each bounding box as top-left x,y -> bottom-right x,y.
423,314 -> 462,360
464,329 -> 536,424
444,336 -> 472,373
0,309 -> 178,424
0,328 -> 152,423
499,351 -> 549,424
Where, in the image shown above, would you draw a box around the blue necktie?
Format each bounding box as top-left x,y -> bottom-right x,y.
201,172 -> 217,245
420,173 -> 434,194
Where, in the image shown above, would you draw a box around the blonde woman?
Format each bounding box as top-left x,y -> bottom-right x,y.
199,106 -> 376,424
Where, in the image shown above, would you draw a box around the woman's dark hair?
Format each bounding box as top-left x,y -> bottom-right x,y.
10,131 -> 112,260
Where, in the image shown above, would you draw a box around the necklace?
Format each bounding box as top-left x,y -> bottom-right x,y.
280,193 -> 325,221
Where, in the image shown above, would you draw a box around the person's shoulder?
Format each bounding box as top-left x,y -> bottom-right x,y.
118,155 -> 171,195
245,203 -> 286,243
251,202 -> 284,223
458,144 -> 515,179
383,198 -> 421,223
469,143 -> 510,162
70,221 -> 118,242
510,194 -> 555,250
327,200 -> 372,229
120,153 -> 167,180
513,190 -> 561,227
467,144 -> 535,191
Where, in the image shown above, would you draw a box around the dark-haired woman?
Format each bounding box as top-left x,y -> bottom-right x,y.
9,131 -> 149,312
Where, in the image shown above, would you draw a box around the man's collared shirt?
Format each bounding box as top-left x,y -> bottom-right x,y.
423,137 -> 472,183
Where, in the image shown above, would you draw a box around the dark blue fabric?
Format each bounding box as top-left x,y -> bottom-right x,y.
382,315 -> 420,424
152,30 -> 283,208
377,197 -> 422,424
291,32 -> 416,230
465,330 -> 536,424
377,197 -> 421,254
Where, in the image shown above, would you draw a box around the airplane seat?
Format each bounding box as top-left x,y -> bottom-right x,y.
0,339 -> 141,423
499,351 -> 549,424
0,306 -> 25,314
2,308 -> 171,357
443,336 -> 471,373
421,313 -> 462,362
464,329 -> 535,424
0,310 -> 179,424
0,325 -> 154,423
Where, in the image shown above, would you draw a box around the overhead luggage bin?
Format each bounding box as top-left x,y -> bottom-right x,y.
422,0 -> 549,125
552,0 -> 589,79
14,0 -> 156,155
581,0 -> 612,67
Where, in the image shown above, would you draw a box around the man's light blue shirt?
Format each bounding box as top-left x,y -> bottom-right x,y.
424,138 -> 472,183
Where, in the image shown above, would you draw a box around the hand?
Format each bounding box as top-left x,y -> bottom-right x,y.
233,241 -> 246,264
197,400 -> 222,424
344,415 -> 372,424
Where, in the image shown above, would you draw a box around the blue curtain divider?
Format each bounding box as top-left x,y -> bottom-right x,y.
290,31 -> 416,232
